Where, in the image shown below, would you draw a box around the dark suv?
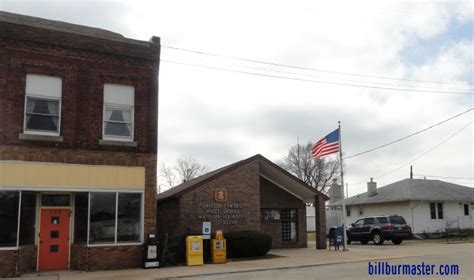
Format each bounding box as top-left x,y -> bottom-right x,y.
347,215 -> 411,245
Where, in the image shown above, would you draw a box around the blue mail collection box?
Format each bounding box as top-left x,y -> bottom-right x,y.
329,226 -> 345,250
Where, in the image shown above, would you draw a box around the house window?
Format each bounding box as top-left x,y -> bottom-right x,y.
430,202 -> 444,219
281,209 -> 298,243
346,206 -> 351,217
0,191 -> 20,247
88,192 -> 142,245
103,84 -> 134,141
261,209 -> 280,222
358,206 -> 363,216
464,204 -> 469,216
437,203 -> 443,219
24,74 -> 62,135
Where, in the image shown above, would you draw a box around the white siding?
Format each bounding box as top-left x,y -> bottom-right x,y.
306,206 -> 315,231
412,201 -> 474,233
338,201 -> 474,234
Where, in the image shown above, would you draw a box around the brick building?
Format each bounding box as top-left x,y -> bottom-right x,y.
156,155 -> 328,250
0,12 -> 160,277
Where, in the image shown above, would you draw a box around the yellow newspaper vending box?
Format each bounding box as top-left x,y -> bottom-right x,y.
186,236 -> 204,266
211,230 -> 227,264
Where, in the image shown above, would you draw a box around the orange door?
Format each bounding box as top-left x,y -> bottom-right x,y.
38,208 -> 70,271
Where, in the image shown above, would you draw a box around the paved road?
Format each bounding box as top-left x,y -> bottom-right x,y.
183,245 -> 474,280
12,242 -> 473,280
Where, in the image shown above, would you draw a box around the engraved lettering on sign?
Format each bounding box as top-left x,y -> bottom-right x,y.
198,202 -> 242,224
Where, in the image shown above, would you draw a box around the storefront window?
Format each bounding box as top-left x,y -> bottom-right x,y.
19,192 -> 37,245
89,193 -> 116,244
0,191 -> 19,247
74,193 -> 88,244
117,193 -> 141,242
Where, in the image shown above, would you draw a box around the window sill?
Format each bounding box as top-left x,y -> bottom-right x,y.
87,242 -> 142,247
19,133 -> 63,142
99,139 -> 137,147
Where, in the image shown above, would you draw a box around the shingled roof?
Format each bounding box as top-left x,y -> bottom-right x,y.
157,154 -> 329,202
329,178 -> 474,206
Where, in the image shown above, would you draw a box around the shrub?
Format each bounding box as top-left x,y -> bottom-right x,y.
226,230 -> 272,258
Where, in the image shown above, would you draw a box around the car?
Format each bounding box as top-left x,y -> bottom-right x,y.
347,215 -> 411,245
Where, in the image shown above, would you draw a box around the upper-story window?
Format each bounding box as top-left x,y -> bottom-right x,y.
103,84 -> 134,141
24,74 -> 62,136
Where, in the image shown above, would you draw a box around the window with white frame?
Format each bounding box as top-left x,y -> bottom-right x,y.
103,84 -> 134,141
430,202 -> 444,219
24,74 -> 62,135
88,192 -> 142,245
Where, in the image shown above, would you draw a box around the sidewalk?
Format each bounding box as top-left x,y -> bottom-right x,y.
12,241 -> 473,280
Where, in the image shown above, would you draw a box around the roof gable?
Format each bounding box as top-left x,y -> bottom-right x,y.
157,154 -> 328,202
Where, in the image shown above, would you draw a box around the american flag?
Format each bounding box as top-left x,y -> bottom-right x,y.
312,128 -> 340,158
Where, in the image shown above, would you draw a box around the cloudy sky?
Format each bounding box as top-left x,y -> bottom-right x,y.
2,0 -> 473,195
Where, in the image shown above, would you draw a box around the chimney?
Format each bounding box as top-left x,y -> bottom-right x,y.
367,178 -> 377,197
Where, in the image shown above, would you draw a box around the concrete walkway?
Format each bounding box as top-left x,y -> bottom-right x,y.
11,241 -> 473,280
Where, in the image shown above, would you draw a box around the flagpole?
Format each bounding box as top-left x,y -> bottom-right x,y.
338,121 -> 348,251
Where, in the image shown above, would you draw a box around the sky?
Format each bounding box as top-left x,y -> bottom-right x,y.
2,0 -> 473,195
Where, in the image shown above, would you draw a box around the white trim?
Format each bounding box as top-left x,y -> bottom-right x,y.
0,160 -> 145,170
260,174 -> 305,201
0,186 -> 144,193
86,242 -> 142,248
102,104 -> 134,142
140,192 -> 144,243
86,193 -> 90,246
23,95 -> 62,137
16,191 -> 22,248
114,192 -> 118,244
0,247 -> 18,251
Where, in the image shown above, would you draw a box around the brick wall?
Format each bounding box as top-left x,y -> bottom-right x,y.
0,20 -> 159,153
177,160 -> 261,235
70,244 -> 87,271
260,177 -> 307,248
315,195 -> 327,249
157,158 -> 310,250
87,245 -> 142,271
156,198 -> 181,237
0,250 -> 17,277
18,246 -> 37,275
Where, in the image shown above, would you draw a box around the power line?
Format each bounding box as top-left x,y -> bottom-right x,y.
162,45 -> 474,87
413,174 -> 474,180
374,121 -> 472,179
343,108 -> 473,160
161,52 -> 470,92
162,59 -> 472,95
350,121 -> 473,185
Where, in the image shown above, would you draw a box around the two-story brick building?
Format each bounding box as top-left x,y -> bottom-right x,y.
0,12 -> 160,277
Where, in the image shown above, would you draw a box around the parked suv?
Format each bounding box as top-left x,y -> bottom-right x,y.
347,215 -> 411,245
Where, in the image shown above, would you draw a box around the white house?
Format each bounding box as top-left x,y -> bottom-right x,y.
328,178 -> 474,234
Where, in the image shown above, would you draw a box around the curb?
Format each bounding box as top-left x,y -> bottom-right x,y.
156,253 -> 439,279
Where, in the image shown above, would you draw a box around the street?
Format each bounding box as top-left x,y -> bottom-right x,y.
183,248 -> 474,280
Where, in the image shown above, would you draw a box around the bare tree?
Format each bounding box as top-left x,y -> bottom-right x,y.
159,156 -> 209,189
175,156 -> 209,182
279,142 -> 339,194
